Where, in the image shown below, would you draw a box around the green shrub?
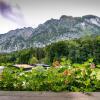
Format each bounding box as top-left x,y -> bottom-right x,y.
0,61 -> 100,92
28,56 -> 38,64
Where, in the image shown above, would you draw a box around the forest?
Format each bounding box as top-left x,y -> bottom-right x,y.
0,35 -> 100,65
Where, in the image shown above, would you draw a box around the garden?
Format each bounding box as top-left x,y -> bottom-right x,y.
0,58 -> 100,92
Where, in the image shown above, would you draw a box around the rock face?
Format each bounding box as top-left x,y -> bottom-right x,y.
0,27 -> 34,52
0,15 -> 100,53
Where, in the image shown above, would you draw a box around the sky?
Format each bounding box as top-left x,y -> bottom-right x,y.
0,0 -> 100,34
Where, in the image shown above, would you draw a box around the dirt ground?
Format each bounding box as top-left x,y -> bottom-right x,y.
0,91 -> 99,100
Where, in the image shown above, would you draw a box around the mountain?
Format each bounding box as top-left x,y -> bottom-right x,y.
0,15 -> 100,53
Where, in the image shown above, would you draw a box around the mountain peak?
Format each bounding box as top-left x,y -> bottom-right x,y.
82,15 -> 99,19
60,15 -> 73,20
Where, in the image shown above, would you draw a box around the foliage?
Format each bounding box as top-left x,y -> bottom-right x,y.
46,36 -> 100,64
0,60 -> 100,92
0,36 -> 100,65
52,61 -> 61,68
28,56 -> 38,64
0,35 -> 100,91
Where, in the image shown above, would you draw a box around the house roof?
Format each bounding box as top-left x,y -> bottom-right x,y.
14,64 -> 34,69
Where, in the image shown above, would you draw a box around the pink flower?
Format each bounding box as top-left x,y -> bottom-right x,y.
90,63 -> 95,69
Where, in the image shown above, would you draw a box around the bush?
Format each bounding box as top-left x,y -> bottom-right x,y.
28,56 -> 38,64
0,61 -> 100,92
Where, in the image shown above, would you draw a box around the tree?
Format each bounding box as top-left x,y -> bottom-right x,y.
29,56 -> 38,64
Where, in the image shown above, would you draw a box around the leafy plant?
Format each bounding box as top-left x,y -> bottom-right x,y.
0,60 -> 100,92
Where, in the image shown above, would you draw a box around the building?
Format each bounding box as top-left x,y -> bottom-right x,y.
13,64 -> 50,71
13,64 -> 34,71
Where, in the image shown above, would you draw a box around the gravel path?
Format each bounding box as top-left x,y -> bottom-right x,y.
0,91 -> 99,100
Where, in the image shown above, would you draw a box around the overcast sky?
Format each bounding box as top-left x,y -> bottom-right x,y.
0,0 -> 100,34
